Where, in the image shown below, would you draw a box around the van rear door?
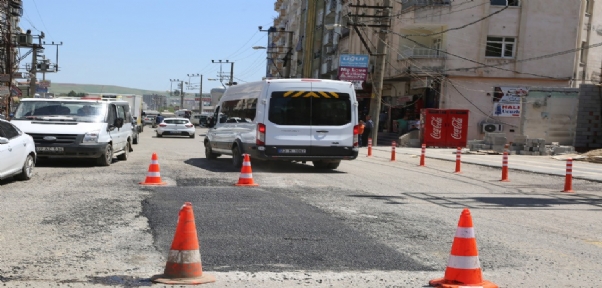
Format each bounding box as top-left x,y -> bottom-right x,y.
307,83 -> 354,156
264,90 -> 313,156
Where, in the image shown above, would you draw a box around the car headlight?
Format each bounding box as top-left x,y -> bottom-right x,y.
83,130 -> 100,143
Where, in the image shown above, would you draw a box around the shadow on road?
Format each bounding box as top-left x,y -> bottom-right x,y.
184,157 -> 346,174
348,194 -> 407,204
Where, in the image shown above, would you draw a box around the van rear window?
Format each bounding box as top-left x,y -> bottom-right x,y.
268,91 -> 351,126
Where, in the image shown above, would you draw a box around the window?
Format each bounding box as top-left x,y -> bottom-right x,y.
220,98 -> 257,123
0,121 -> 20,139
485,37 -> 516,58
490,0 -> 519,6
107,104 -> 117,124
268,92 -> 351,126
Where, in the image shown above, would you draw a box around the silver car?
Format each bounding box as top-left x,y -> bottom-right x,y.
156,118 -> 196,138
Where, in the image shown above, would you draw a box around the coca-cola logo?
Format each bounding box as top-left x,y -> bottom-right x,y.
430,117 -> 443,139
451,117 -> 463,140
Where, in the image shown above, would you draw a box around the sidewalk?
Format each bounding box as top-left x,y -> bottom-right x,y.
370,146 -> 602,182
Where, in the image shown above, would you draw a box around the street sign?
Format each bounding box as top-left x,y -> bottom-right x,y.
339,54 -> 370,68
338,67 -> 368,81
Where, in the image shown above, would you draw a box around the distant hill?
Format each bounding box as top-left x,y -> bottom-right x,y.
48,83 -> 167,96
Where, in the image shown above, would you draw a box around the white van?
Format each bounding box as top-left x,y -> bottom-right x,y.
204,79 -> 359,169
10,97 -> 134,166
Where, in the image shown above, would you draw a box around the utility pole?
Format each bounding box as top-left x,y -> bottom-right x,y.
179,80 -> 184,109
3,3 -> 12,119
187,73 -> 203,112
302,0 -> 317,78
29,32 -> 44,97
348,0 -> 391,146
211,60 -> 235,86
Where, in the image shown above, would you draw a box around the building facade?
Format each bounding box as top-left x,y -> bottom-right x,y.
270,0 -> 600,142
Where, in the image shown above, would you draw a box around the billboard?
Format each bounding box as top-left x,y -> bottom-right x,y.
338,54 -> 370,88
492,86 -> 528,117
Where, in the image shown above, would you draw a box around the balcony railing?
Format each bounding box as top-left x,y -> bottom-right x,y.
398,48 -> 445,59
402,0 -> 451,9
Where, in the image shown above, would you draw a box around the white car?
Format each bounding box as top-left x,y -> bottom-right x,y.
156,118 -> 196,138
0,119 -> 36,181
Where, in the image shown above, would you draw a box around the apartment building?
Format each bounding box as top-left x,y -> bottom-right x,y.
271,0 -> 598,141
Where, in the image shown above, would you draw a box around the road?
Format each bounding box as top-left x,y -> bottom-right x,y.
1,126 -> 601,287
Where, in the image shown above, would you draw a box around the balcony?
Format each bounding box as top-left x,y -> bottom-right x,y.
398,48 -> 445,59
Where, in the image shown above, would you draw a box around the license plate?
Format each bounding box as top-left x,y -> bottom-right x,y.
278,149 -> 306,153
36,147 -> 64,152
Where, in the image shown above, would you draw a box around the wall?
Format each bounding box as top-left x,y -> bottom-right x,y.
442,77 -> 568,142
521,88 -> 579,145
574,84 -> 602,151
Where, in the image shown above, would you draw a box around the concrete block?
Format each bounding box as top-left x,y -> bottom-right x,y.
492,137 -> 508,145
513,135 -> 528,144
492,145 -> 505,152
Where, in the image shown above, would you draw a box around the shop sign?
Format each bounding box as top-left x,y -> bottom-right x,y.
338,67 -> 368,81
339,54 -> 369,68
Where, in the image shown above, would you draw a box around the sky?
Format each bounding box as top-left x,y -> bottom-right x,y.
20,0 -> 278,94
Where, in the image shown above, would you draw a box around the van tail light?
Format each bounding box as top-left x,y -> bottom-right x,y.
159,123 -> 167,127
353,125 -> 359,147
256,123 -> 266,145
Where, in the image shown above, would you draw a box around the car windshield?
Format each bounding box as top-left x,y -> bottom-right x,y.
13,101 -> 106,123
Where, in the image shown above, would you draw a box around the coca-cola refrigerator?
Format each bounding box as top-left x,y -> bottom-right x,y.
420,109 -> 469,148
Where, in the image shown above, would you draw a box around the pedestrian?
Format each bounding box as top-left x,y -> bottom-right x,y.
363,115 -> 373,147
358,120 -> 365,147
396,115 -> 408,137
155,113 -> 164,127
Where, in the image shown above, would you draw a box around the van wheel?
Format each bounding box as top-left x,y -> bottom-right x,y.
117,143 -> 129,161
327,160 -> 341,169
312,160 -> 329,169
15,154 -> 34,181
205,143 -> 219,159
97,144 -> 113,166
232,146 -> 243,168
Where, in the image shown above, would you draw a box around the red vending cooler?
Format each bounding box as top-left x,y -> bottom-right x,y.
420,109 -> 469,148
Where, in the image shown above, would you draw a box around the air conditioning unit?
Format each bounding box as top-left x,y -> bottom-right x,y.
482,123 -> 504,133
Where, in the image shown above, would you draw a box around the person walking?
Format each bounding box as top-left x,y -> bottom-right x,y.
358,120 -> 365,147
363,115 -> 374,147
396,115 -> 408,137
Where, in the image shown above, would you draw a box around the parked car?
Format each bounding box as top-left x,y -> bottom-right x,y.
156,118 -> 195,138
0,119 -> 36,181
143,115 -> 156,126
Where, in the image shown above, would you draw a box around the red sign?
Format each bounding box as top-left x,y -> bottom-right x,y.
420,109 -> 469,148
338,67 -> 368,81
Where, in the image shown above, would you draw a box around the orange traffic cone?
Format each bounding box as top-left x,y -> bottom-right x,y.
151,202 -> 215,285
139,153 -> 167,186
429,209 -> 498,288
235,154 -> 258,186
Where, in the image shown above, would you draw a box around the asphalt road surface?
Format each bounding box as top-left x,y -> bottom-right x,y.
1,126 -> 601,287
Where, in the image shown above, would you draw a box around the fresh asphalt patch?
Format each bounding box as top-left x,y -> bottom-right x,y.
142,185 -> 432,273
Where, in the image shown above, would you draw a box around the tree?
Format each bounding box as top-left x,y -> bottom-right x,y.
67,90 -> 77,96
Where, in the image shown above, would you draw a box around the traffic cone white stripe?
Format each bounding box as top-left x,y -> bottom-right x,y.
167,249 -> 202,264
455,227 -> 475,238
239,173 -> 253,178
147,172 -> 161,177
243,161 -> 251,166
151,160 -> 159,164
447,255 -> 481,269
